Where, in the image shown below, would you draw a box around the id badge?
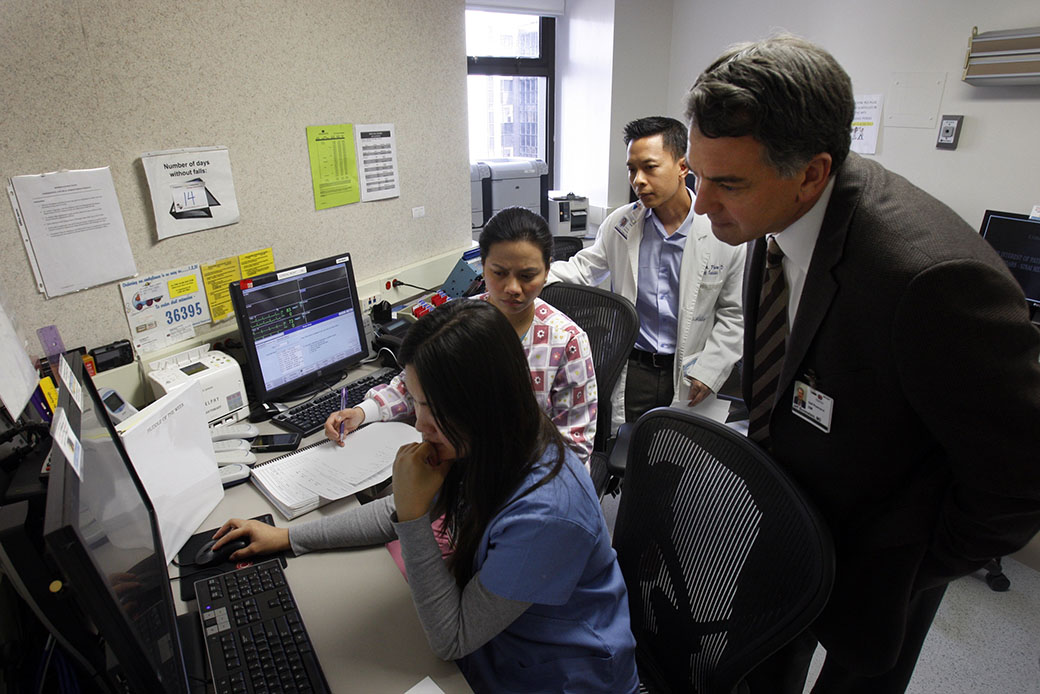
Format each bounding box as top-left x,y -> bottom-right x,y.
792,379 -> 834,433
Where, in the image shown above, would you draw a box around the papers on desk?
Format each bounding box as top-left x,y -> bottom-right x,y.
250,422 -> 421,520
403,677 -> 446,694
116,381 -> 224,564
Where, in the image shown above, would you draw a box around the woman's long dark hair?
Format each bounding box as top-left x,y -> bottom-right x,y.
399,299 -> 567,586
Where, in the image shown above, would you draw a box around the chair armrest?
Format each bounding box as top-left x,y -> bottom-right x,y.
606,422 -> 633,478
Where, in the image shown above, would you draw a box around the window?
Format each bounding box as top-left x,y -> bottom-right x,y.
466,10 -> 555,186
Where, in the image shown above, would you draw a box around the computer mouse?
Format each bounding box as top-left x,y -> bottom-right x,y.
194,538 -> 249,568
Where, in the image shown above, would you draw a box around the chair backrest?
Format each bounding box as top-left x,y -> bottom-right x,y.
538,282 -> 639,452
551,236 -> 585,262
612,408 -> 834,694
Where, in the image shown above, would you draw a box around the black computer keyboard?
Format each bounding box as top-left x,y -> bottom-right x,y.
272,367 -> 401,437
196,559 -> 330,694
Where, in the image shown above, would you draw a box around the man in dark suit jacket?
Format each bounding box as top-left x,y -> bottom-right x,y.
684,35 -> 1040,693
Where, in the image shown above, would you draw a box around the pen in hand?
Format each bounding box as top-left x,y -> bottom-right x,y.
338,386 -> 347,440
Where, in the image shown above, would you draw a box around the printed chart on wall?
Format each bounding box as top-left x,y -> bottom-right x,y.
354,123 -> 400,201
7,167 -> 136,298
141,146 -> 241,240
306,124 -> 360,210
119,264 -> 212,353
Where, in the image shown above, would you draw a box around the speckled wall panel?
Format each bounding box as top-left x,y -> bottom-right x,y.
0,0 -> 470,354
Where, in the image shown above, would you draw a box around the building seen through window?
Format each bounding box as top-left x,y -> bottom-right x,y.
466,10 -> 554,178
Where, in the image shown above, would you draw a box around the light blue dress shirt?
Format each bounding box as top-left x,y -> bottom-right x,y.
633,201 -> 693,354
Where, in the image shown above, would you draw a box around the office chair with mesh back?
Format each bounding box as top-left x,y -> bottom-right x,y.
539,282 -> 639,496
552,236 -> 585,262
610,408 -> 834,694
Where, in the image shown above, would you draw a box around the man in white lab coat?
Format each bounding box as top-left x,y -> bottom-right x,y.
547,116 -> 744,429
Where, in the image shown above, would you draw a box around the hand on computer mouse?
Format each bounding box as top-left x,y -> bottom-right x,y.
194,538 -> 249,568
211,518 -> 291,561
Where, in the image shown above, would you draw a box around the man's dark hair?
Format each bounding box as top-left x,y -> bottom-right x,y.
623,116 -> 688,162
684,34 -> 854,177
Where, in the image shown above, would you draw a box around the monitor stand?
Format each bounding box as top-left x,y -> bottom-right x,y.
277,369 -> 351,404
176,612 -> 208,694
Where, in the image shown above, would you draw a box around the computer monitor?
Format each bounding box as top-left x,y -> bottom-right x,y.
228,253 -> 368,404
979,210 -> 1040,309
43,354 -> 192,693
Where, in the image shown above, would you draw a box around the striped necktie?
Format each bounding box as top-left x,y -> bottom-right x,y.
747,237 -> 788,446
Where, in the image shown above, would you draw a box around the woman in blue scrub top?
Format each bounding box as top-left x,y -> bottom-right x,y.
215,299 -> 639,693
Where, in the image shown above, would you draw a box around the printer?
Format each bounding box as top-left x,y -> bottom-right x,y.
470,163 -> 490,229
479,158 -> 549,224
146,345 -> 248,425
547,192 -> 589,237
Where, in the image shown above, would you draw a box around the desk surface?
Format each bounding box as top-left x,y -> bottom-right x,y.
176,378 -> 472,693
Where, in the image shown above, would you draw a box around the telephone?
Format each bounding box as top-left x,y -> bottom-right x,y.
374,318 -> 410,354
98,388 -> 139,423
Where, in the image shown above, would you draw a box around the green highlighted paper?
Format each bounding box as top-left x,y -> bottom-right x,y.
306,124 -> 360,210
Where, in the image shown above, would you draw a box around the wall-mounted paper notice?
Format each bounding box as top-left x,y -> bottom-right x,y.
199,247 -> 275,323
7,167 -> 137,298
306,124 -> 360,210
354,123 -> 400,201
141,146 -> 241,240
120,263 -> 212,354
851,94 -> 883,155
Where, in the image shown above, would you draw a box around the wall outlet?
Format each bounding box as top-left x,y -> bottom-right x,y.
936,115 -> 963,150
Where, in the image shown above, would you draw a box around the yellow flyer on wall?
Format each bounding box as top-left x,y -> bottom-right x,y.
200,257 -> 241,323
306,124 -> 360,210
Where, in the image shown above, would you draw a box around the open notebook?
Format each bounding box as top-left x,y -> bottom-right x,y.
250,422 -> 421,519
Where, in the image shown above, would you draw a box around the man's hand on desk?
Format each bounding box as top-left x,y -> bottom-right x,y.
393,441 -> 453,522
325,407 -> 366,446
213,518 -> 291,561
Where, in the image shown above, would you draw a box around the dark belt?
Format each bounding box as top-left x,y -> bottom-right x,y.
629,348 -> 674,369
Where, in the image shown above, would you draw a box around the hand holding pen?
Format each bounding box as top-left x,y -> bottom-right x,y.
323,393 -> 366,446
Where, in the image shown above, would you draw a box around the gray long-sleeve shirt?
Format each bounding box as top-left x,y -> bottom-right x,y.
288,496 -> 531,660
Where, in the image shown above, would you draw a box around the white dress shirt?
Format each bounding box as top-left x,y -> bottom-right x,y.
769,178 -> 836,326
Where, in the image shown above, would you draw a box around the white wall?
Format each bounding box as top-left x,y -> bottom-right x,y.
664,0 -> 1040,227
556,0 -> 676,219
556,0 -> 616,217
605,0 -> 675,208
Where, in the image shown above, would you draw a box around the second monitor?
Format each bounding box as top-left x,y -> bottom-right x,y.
228,253 -> 368,406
